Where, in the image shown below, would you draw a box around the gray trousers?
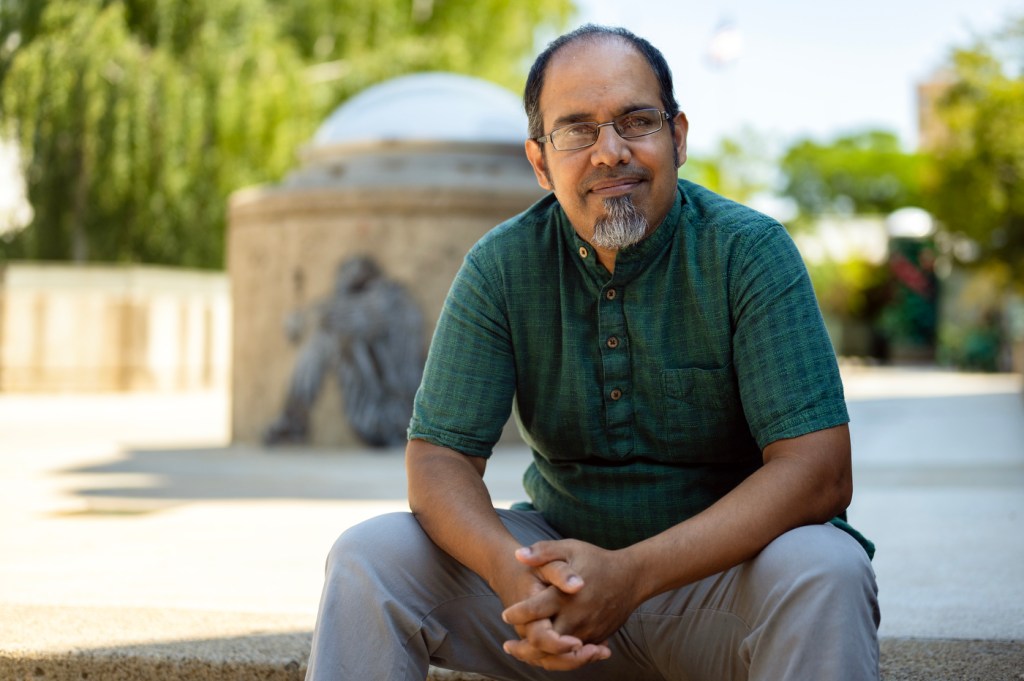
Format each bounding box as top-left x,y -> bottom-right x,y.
305,510 -> 880,681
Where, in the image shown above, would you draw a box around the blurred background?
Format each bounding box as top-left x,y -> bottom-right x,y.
0,0 -> 1022,404
1,5 -> 1022,676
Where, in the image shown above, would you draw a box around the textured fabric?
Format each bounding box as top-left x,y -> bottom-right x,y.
304,511 -> 880,681
409,179 -> 854,551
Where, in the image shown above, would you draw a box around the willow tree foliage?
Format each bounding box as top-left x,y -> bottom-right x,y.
0,0 -> 573,267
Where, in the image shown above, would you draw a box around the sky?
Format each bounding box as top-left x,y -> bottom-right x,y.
571,0 -> 1022,155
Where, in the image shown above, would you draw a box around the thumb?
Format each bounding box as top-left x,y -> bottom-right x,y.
516,545 -> 584,594
514,541 -> 564,566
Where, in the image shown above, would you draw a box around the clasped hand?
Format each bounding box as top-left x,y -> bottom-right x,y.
497,539 -> 640,671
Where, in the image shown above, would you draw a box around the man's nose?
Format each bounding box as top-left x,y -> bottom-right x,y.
589,123 -> 631,166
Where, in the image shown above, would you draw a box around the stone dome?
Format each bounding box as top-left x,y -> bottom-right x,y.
288,72 -> 541,192
311,72 -> 527,148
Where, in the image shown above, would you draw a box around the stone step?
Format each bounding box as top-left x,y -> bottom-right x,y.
3,637 -> 1021,680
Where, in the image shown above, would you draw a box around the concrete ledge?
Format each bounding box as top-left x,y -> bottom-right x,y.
0,604 -> 311,681
4,633 -> 1021,681
0,603 -> 492,681
1,653 -> 305,681
880,638 -> 1024,681
0,659 -> 492,681
2,606 -> 1021,680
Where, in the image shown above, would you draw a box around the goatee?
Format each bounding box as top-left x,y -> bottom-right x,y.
591,195 -> 649,250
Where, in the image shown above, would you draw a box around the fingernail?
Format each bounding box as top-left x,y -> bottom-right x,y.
567,575 -> 583,588
516,547 -> 532,558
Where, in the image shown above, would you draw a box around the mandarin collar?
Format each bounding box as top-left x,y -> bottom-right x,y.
560,186 -> 683,286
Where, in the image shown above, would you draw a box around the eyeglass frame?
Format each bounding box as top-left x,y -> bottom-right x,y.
533,108 -> 672,151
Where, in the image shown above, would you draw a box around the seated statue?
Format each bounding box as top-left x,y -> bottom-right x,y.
263,255 -> 424,448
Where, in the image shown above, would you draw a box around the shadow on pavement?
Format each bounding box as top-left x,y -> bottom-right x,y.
56,390 -> 1024,510
60,445 -> 410,505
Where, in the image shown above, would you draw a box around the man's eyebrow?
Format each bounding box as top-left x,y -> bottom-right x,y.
550,103 -> 661,129
551,112 -> 595,128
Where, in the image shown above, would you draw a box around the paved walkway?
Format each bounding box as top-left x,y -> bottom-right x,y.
1,366 -> 1022,678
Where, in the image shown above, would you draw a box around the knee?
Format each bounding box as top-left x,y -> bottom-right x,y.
740,526 -> 880,676
325,512 -> 431,579
754,524 -> 878,609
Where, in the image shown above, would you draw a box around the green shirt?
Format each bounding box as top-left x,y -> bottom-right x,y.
410,179 -> 863,553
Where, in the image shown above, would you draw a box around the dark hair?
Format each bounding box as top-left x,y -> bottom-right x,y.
524,24 -> 681,140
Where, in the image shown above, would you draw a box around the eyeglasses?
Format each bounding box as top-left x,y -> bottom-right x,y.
535,109 -> 671,151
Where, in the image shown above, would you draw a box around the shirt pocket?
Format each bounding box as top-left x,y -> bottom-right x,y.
660,366 -> 748,463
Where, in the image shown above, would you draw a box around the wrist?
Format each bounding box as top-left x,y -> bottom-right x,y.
618,541 -> 666,605
484,541 -> 536,605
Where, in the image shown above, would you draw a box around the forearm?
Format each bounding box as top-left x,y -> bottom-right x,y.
625,425 -> 852,602
406,438 -> 524,591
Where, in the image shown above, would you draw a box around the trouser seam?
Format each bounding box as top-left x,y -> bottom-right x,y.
636,605 -> 754,634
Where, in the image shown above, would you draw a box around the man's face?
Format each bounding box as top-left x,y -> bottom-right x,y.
525,38 -> 688,249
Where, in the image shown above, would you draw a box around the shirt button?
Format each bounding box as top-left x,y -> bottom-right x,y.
579,246 -> 588,259
610,388 -> 622,401
606,336 -> 619,349
605,288 -> 617,300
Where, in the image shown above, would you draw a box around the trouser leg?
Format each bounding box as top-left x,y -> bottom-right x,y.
304,510 -> 653,681
630,523 -> 880,681
307,516 -> 878,681
741,525 -> 880,680
305,511 -> 489,680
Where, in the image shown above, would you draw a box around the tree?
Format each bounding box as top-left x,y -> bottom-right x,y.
271,0 -> 572,97
780,130 -> 926,225
1,0 -> 319,266
924,13 -> 1024,285
680,128 -> 775,206
772,130 -> 930,359
0,0 -> 573,268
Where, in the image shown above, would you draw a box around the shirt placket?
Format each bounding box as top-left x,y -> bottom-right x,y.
598,279 -> 633,457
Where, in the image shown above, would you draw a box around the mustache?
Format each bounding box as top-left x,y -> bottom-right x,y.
583,166 -> 652,192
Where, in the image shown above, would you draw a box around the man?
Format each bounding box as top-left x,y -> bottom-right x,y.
305,25 -> 879,681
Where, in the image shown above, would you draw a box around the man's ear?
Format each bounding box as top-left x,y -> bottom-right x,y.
673,112 -> 689,168
525,139 -> 554,191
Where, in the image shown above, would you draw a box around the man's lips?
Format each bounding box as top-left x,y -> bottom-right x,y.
587,176 -> 646,194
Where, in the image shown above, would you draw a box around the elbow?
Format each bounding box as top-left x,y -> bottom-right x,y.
819,462 -> 853,521
405,439 -> 431,516
766,424 -> 854,523
832,471 -> 854,518
810,424 -> 853,521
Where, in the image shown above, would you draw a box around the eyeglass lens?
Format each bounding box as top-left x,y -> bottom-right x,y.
550,109 -> 664,150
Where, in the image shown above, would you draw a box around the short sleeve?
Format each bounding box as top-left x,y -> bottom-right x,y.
730,221 -> 849,449
407,247 -> 516,457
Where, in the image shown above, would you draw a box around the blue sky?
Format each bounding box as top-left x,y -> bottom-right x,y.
571,0 -> 1022,154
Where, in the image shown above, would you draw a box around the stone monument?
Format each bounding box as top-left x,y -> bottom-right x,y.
228,72 -> 545,447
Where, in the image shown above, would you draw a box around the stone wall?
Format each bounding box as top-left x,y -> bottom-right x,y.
0,263 -> 230,392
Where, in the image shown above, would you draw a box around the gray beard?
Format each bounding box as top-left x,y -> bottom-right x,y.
591,195 -> 649,250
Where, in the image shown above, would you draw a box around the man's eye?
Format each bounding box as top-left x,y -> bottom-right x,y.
619,114 -> 654,130
563,124 -> 595,137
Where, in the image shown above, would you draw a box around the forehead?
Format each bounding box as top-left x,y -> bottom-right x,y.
540,37 -> 661,125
